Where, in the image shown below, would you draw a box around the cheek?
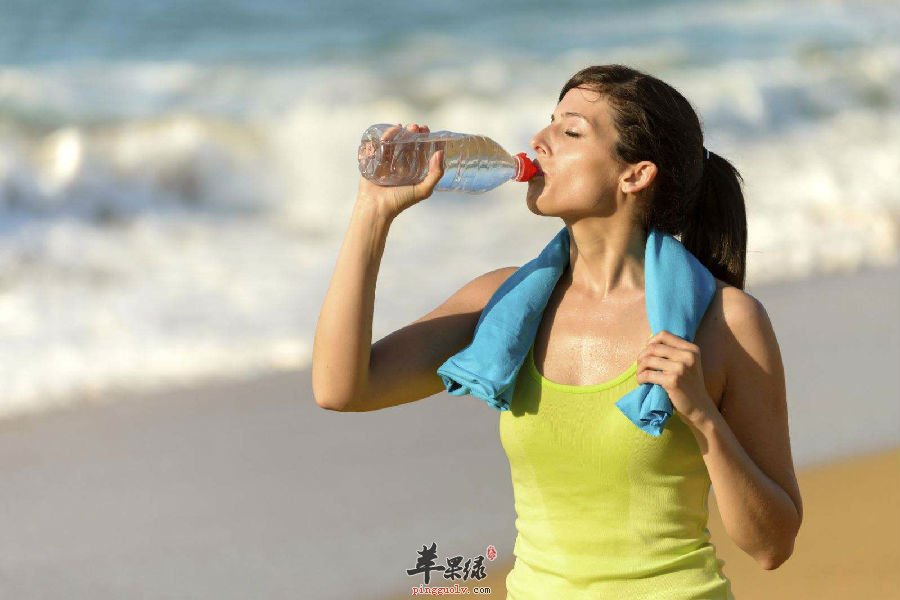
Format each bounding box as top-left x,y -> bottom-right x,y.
525,154 -> 619,214
567,174 -> 607,199
556,168 -> 618,208
563,151 -> 617,188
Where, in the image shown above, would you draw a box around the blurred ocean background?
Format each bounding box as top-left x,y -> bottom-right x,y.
1,0 -> 898,419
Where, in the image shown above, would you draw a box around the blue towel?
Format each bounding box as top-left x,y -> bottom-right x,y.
436,225 -> 716,437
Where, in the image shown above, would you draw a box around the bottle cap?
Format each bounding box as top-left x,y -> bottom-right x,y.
513,153 -> 539,182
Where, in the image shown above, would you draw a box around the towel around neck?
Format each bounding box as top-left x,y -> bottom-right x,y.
436,225 -> 717,437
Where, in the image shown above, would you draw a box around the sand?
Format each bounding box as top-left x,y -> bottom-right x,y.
0,263 -> 897,599
707,447 -> 900,600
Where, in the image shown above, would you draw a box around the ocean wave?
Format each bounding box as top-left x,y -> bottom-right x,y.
0,0 -> 898,420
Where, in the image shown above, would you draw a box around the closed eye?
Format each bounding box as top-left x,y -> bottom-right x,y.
548,116 -> 582,138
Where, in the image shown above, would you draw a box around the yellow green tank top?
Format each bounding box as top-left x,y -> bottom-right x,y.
499,342 -> 734,599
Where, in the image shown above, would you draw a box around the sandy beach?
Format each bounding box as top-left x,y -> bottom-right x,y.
0,263 -> 897,599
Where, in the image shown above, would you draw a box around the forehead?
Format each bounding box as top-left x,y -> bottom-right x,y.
556,87 -> 612,128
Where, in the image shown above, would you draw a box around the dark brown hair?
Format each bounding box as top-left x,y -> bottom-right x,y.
560,65 -> 747,290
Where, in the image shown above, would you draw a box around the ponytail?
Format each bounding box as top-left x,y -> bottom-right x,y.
680,151 -> 748,290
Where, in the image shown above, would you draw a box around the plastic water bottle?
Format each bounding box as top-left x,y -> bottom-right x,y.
357,123 -> 540,194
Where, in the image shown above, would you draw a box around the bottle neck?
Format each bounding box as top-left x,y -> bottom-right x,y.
513,153 -> 538,182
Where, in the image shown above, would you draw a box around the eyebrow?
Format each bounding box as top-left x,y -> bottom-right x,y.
550,111 -> 593,127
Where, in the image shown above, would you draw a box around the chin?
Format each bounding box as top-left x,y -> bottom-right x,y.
525,181 -> 548,214
525,192 -> 546,216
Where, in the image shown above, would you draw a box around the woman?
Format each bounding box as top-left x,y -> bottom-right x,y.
312,65 -> 803,598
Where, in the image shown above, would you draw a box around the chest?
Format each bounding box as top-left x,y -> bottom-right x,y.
532,284 -> 728,411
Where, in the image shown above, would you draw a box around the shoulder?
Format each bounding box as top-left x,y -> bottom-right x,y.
709,277 -> 763,323
483,265 -> 520,287
482,265 -> 520,291
702,277 -> 758,331
464,265 -> 519,290
456,266 -> 520,309
711,278 -> 783,393
495,265 -> 521,277
714,278 -> 772,339
704,277 -> 779,373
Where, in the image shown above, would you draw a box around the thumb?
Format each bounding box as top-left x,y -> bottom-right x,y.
417,149 -> 445,195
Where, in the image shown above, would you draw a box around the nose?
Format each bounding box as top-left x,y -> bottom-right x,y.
530,125 -> 549,155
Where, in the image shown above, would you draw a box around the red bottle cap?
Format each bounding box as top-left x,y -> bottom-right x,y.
513,153 -> 539,182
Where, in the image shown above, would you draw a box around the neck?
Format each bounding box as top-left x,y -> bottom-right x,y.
562,218 -> 647,301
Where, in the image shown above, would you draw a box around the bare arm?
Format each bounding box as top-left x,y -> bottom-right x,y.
687,290 -> 803,570
312,196 -> 519,412
311,198 -> 395,409
343,265 -> 519,412
310,126 -> 523,412
311,191 -> 518,411
312,122 -> 445,410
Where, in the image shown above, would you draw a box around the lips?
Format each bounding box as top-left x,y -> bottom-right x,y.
533,159 -> 544,177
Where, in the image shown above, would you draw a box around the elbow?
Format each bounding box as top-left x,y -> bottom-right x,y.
312,371 -> 358,412
316,399 -> 347,412
312,366 -> 366,412
757,537 -> 797,571
759,553 -> 789,571
759,555 -> 784,571
313,392 -> 352,412
758,504 -> 802,570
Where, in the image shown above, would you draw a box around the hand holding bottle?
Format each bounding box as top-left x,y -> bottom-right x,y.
356,123 -> 445,220
357,122 -> 539,196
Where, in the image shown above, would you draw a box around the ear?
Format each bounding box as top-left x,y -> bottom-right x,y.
620,160 -> 657,194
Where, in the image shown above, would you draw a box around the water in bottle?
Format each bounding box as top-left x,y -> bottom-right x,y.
357,123 -> 539,194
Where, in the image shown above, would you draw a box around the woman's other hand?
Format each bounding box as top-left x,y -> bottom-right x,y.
636,330 -> 719,426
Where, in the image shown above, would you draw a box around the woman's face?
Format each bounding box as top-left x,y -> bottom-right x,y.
526,87 -> 626,217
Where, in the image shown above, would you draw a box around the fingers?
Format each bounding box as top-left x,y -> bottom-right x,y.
381,123 -> 430,142
381,125 -> 400,142
371,123 -> 440,207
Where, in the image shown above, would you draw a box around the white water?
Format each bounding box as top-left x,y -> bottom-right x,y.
1,0 -> 898,419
